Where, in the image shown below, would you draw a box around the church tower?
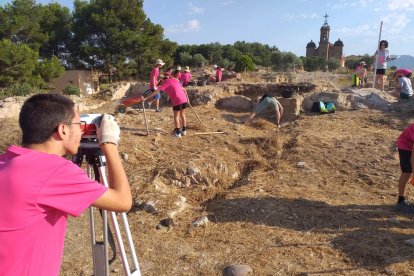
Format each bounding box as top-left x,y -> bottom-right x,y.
318,13 -> 330,60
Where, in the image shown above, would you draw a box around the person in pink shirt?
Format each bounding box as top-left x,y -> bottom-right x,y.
176,65 -> 182,82
181,66 -> 192,87
215,65 -> 223,82
393,68 -> 412,79
396,123 -> 414,213
147,58 -> 165,112
0,94 -> 132,276
142,71 -> 189,138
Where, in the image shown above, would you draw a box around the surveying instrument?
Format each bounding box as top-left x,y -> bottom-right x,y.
72,114 -> 141,276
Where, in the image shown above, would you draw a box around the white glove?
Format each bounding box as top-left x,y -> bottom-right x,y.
97,114 -> 120,146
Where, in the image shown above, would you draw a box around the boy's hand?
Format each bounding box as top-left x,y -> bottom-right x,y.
97,114 -> 120,146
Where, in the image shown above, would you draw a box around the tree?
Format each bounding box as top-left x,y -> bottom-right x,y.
192,53 -> 206,67
36,56 -> 65,83
37,3 -> 72,60
304,57 -> 325,71
0,0 -> 47,51
179,52 -> 192,66
71,0 -> 176,79
235,55 -> 255,72
327,58 -> 340,71
0,39 -> 38,87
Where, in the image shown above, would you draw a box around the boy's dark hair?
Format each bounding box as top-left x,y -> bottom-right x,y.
379,40 -> 388,48
173,69 -> 180,77
259,94 -> 272,103
19,93 -> 75,145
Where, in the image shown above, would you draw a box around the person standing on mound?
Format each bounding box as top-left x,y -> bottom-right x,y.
373,40 -> 390,91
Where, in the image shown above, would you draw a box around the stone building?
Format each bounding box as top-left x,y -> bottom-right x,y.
49,70 -> 99,95
306,14 -> 344,61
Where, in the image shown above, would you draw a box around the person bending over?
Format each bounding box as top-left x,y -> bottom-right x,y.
142,70 -> 189,138
0,94 -> 132,276
393,74 -> 413,100
245,94 -> 284,127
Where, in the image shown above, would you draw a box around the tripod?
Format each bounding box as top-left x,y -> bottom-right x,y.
73,142 -> 141,276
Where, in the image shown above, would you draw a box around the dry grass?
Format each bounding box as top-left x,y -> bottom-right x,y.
2,75 -> 414,275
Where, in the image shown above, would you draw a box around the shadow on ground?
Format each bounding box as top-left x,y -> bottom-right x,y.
205,196 -> 414,268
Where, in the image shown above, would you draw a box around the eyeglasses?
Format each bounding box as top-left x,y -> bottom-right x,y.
54,121 -> 87,132
67,121 -> 87,132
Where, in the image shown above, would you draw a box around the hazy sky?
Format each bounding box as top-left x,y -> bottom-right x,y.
2,0 -> 414,57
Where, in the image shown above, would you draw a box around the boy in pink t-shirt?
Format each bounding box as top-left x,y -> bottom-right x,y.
0,94 -> 132,275
396,123 -> 414,213
181,66 -> 192,87
147,59 -> 165,112
142,71 -> 189,138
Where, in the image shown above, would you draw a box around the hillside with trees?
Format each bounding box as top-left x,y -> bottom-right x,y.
0,0 -> 372,98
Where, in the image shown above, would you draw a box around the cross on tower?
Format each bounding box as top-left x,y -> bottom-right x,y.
324,13 -> 329,24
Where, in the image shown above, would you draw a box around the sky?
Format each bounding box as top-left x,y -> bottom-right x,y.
2,0 -> 414,57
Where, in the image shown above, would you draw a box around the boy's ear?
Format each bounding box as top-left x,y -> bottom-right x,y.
55,124 -> 67,139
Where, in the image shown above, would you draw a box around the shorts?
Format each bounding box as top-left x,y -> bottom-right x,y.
398,149 -> 412,173
376,69 -> 386,75
254,97 -> 279,114
147,89 -> 161,100
400,93 -> 412,99
173,102 -> 188,111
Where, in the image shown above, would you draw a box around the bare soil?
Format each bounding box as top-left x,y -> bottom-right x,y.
2,72 -> 414,276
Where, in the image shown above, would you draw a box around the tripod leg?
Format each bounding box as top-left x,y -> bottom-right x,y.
87,165 -> 109,276
97,162 -> 142,276
142,101 -> 150,136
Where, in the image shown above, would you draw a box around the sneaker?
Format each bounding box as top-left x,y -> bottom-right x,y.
172,132 -> 181,138
181,130 -> 187,136
396,200 -> 414,214
155,108 -> 161,112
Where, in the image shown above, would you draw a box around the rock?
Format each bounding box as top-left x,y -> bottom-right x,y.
159,218 -> 174,228
223,264 -> 253,276
389,217 -> 399,224
121,153 -> 128,161
192,216 -> 209,227
187,166 -> 200,176
219,95 -> 253,111
404,238 -> 414,246
142,201 -> 157,214
296,162 -> 306,168
131,200 -> 157,214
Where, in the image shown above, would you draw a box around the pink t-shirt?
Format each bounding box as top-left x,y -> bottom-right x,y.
395,68 -> 412,77
149,67 -> 159,89
397,124 -> 414,151
158,78 -> 187,106
181,72 -> 192,86
216,68 -> 223,82
0,145 -> 107,276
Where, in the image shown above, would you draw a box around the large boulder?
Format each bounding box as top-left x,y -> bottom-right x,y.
0,97 -> 26,119
219,95 -> 253,111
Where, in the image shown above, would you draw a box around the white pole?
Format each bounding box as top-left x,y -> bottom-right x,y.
372,21 -> 383,88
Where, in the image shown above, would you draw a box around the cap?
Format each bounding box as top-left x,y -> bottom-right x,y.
155,59 -> 165,66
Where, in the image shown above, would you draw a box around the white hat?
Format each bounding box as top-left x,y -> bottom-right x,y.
184,66 -> 190,72
176,65 -> 182,70
213,65 -> 218,69
155,59 -> 165,66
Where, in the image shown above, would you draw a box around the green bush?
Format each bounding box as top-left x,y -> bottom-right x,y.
63,84 -> 80,96
0,83 -> 39,98
235,55 -> 255,72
